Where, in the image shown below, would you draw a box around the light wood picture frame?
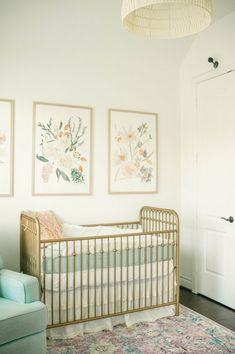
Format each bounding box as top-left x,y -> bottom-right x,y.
33,102 -> 92,195
108,108 -> 158,194
0,99 -> 14,196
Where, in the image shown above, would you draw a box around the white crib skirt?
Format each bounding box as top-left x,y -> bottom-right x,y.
47,304 -> 175,339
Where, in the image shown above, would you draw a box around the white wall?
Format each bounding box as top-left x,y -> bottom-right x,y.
180,12 -> 235,289
0,0 -> 190,270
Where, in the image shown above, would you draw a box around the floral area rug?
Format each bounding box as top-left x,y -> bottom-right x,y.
47,306 -> 235,354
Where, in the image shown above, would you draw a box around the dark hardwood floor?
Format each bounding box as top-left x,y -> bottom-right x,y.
180,287 -> 235,331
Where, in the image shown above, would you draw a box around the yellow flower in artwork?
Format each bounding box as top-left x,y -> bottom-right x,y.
63,123 -> 70,131
113,148 -> 128,166
115,127 -> 137,144
123,127 -> 137,143
115,134 -> 124,143
134,159 -> 141,168
127,131 -> 136,141
119,153 -> 126,162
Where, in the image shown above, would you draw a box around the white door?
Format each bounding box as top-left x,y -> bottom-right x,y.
196,70 -> 235,309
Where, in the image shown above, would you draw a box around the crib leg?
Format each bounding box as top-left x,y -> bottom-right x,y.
175,281 -> 180,316
175,303 -> 180,316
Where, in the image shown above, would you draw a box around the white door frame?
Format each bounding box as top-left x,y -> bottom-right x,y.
191,62 -> 235,294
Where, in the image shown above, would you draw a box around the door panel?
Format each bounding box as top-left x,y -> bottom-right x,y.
205,229 -> 225,276
197,70 -> 235,309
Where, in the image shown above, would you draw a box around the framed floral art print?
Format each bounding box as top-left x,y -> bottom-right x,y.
33,102 -> 92,195
0,99 -> 14,196
109,109 -> 158,194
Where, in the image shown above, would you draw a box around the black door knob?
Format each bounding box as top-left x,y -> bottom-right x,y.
221,216 -> 234,223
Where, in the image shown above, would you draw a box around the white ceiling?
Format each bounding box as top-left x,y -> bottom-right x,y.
212,0 -> 235,23
0,0 -> 234,69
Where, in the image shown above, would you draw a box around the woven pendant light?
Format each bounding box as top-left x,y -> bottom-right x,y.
122,0 -> 212,38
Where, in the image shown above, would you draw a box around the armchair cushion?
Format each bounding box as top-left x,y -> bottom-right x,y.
0,269 -> 39,303
0,297 -> 47,346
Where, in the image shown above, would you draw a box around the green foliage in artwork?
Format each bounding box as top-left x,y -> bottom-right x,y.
60,170 -> 70,182
36,154 -> 49,162
56,168 -> 70,182
71,168 -> 85,184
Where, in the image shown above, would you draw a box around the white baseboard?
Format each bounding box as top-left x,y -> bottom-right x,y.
180,275 -> 192,290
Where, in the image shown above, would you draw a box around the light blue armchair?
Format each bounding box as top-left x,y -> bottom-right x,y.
0,256 -> 47,354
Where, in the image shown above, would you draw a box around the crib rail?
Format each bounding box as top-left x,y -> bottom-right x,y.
20,206 -> 179,329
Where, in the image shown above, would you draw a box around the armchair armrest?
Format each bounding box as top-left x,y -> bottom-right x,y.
0,256 -> 3,269
0,269 -> 40,304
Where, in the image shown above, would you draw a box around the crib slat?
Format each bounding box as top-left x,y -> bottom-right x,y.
87,240 -> 90,319
73,240 -> 76,321
144,233 -> 147,307
132,235 -> 135,310
172,213 -> 175,303
66,241 -> 69,322
101,239 -> 104,316
176,211 -> 180,315
59,243 -> 61,323
51,244 -> 54,325
80,240 -> 83,320
150,234 -> 153,307
162,232 -> 164,304
138,234 -> 141,309
155,233 -> 158,306
108,238 -> 110,315
121,237 -> 123,313
167,214 -> 170,304
94,239 -> 97,318
43,246 -> 46,305
127,236 -> 129,311
114,237 -> 117,314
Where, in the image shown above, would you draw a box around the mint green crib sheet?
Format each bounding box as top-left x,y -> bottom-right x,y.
41,243 -> 173,274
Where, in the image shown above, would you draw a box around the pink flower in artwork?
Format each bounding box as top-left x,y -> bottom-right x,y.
41,163 -> 53,183
121,164 -> 136,178
0,132 -> 6,145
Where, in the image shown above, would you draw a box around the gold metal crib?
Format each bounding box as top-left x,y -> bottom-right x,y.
20,206 -> 179,329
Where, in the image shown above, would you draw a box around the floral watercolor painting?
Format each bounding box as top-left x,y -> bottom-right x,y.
109,109 -> 157,193
33,102 -> 92,195
0,99 -> 14,196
